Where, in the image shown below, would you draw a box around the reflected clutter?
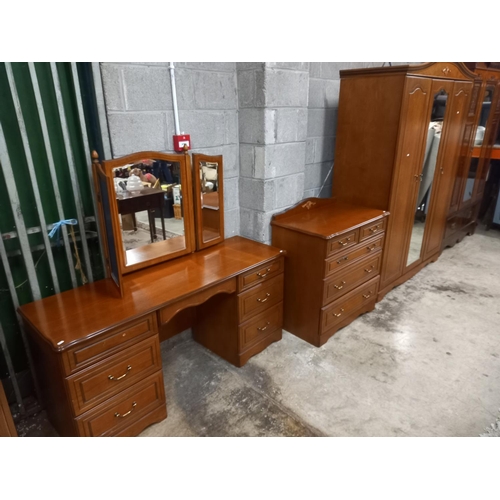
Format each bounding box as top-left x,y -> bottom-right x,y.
112,159 -> 186,254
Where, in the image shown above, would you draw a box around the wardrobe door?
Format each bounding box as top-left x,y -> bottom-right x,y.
422,80 -> 472,259
380,76 -> 432,291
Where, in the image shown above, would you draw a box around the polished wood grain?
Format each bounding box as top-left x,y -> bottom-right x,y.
324,233 -> 384,277
271,198 -> 388,239
422,79 -> 473,261
237,274 -> 284,323
239,302 -> 283,351
321,276 -> 380,335
192,153 -> 225,251
18,237 -> 284,352
323,253 -> 382,306
0,381 -> 17,437
61,313 -> 157,376
271,199 -> 387,347
74,371 -> 166,437
66,336 -> 161,416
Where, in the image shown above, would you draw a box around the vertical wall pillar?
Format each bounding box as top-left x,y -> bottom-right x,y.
237,63 -> 309,244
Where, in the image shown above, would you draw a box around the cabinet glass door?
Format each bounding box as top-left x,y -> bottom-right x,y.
406,90 -> 448,267
463,87 -> 494,203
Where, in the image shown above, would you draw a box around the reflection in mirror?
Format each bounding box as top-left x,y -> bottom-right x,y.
199,161 -> 221,243
463,88 -> 493,202
407,90 -> 448,267
112,158 -> 186,263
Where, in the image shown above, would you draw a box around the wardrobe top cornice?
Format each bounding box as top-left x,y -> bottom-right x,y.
339,62 -> 479,81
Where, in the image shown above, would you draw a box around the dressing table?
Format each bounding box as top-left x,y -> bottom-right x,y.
18,151 -> 284,437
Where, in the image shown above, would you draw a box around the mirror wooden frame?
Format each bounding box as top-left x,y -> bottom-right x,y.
192,153 -> 225,250
92,150 -> 196,285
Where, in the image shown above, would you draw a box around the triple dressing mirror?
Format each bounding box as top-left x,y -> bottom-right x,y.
93,151 -> 196,293
92,150 -> 226,296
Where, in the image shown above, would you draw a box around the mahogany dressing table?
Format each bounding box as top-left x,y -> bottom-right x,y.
18,152 -> 285,437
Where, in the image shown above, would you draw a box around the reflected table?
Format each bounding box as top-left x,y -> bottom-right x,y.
116,188 -> 166,242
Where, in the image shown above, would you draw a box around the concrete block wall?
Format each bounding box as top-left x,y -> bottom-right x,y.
237,63 -> 309,244
100,61 -> 400,245
100,62 -> 240,237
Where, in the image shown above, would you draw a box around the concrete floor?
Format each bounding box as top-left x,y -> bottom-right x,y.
16,228 -> 500,437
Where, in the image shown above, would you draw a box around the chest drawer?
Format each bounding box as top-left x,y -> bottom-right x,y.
238,257 -> 284,292
321,276 -> 380,334
359,218 -> 386,242
323,254 -> 382,306
239,302 -> 283,351
61,313 -> 158,376
326,230 -> 359,257
75,371 -> 165,437
66,335 -> 162,416
238,273 -> 284,323
324,234 -> 384,277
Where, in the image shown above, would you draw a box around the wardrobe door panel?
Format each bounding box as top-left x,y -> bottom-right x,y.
380,77 -> 432,290
423,80 -> 472,260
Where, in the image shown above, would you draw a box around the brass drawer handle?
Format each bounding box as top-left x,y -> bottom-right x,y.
363,292 -> 373,299
364,265 -> 375,274
338,238 -> 351,246
257,293 -> 271,303
333,308 -> 345,318
369,226 -> 380,233
115,401 -> 137,418
257,322 -> 270,332
108,365 -> 132,381
336,255 -> 349,264
367,245 -> 376,252
257,267 -> 272,278
334,280 -> 346,290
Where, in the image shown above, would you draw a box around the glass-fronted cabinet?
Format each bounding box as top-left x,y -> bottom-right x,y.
442,62 -> 500,249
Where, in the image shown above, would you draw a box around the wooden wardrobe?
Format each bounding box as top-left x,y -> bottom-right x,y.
331,63 -> 478,300
443,63 -> 500,247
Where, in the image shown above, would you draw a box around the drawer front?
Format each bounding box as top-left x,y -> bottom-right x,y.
321,276 -> 380,334
239,302 -> 283,351
75,371 -> 166,437
324,234 -> 384,277
67,336 -> 162,416
323,254 -> 381,306
238,257 -> 284,292
359,218 -> 386,242
238,273 -> 284,323
326,230 -> 359,257
62,313 -> 158,376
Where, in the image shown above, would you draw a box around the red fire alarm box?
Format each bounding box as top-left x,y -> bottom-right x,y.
173,134 -> 191,152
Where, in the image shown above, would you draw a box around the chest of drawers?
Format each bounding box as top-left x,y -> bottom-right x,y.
271,198 -> 388,347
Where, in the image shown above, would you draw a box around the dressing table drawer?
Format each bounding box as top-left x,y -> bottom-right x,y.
323,254 -> 382,306
62,313 -> 158,376
320,276 -> 380,334
324,234 -> 384,277
326,230 -> 359,257
75,371 -> 166,437
66,336 -> 162,416
239,302 -> 283,351
238,273 -> 284,323
238,257 -> 284,292
359,218 -> 386,242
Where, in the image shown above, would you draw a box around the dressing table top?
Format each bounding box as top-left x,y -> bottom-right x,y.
19,236 -> 283,351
